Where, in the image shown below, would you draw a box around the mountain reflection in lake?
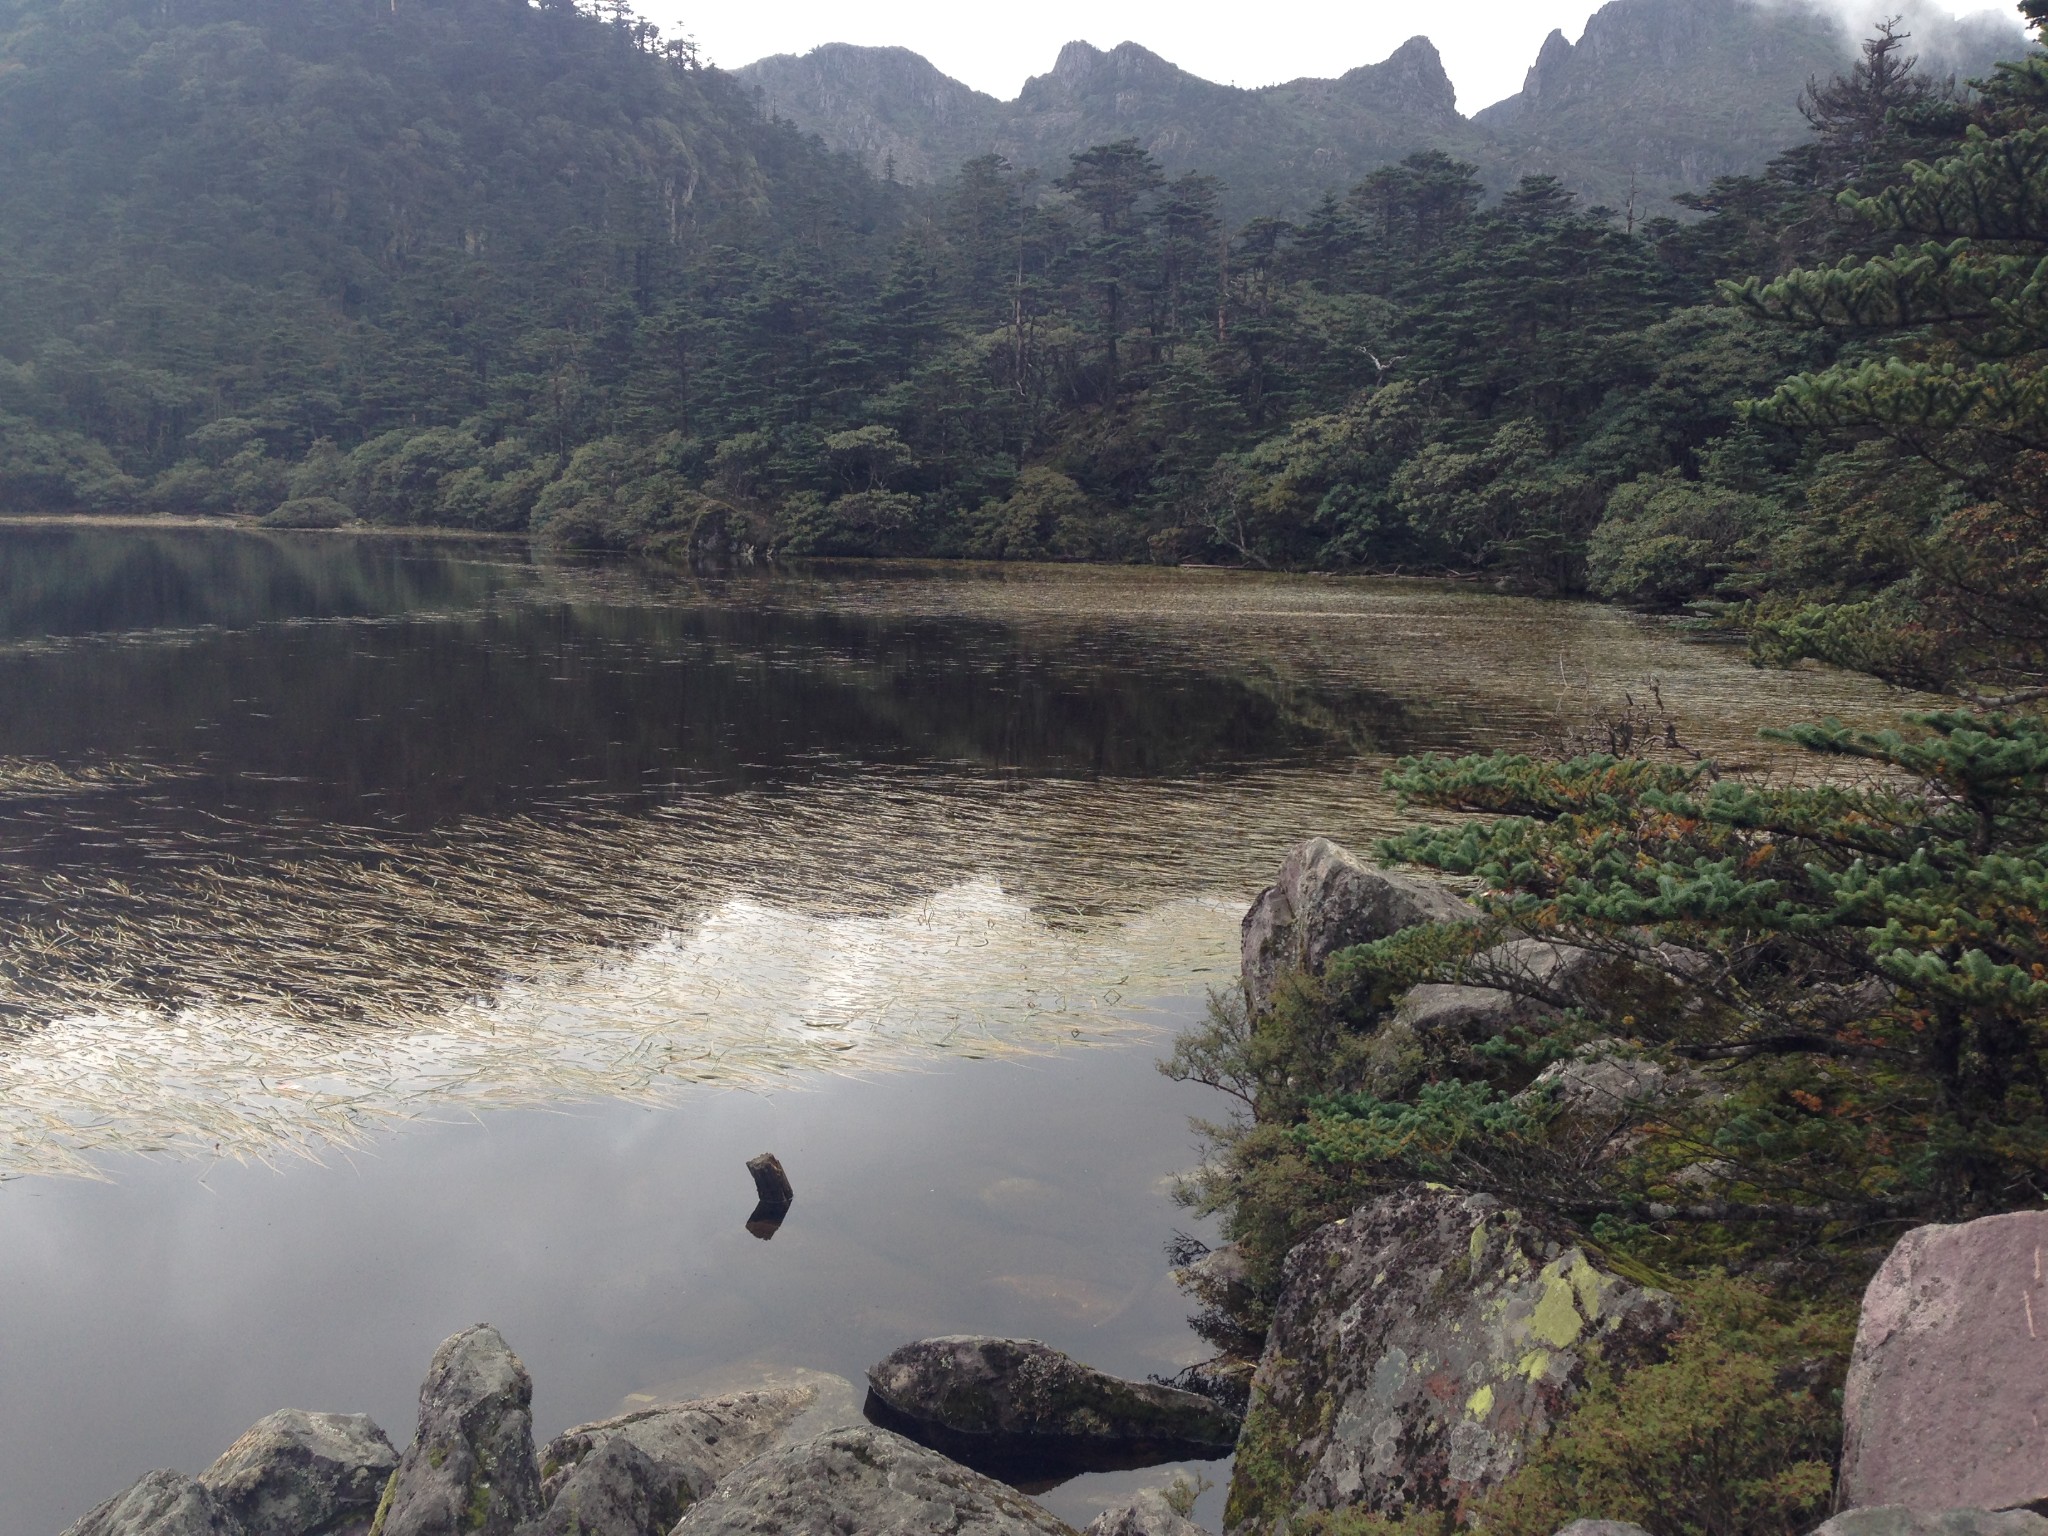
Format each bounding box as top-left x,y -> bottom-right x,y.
0,523 -> 1914,1178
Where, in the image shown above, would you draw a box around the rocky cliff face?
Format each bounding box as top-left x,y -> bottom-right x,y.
731,0 -> 2033,217
736,35 -> 1485,220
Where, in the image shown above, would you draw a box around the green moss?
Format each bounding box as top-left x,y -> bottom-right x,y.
365,1466 -> 399,1536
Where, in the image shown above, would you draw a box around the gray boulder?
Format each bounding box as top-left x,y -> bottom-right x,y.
371,1325 -> 543,1536
199,1409 -> 397,1536
515,1438 -> 685,1536
536,1386 -> 821,1508
865,1337 -> 1239,1476
1552,1524 -> 1653,1536
61,1471 -> 245,1536
1524,1051 -> 1690,1118
1810,1510 -> 2048,1536
1391,982 -> 1547,1042
1084,1487 -> 1209,1536
1840,1209 -> 2048,1513
1226,1184 -> 1677,1534
671,1424 -> 1078,1535
1240,839 -> 1475,1015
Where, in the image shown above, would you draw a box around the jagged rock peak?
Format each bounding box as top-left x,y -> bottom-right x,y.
1334,35 -> 1459,119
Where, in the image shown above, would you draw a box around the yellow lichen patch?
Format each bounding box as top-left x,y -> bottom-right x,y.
1466,1384 -> 1495,1419
1518,1347 -> 1554,1381
1568,1253 -> 1610,1319
1529,1259 -> 1591,1349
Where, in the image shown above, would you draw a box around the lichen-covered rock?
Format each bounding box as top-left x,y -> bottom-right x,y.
371,1325 -> 543,1536
1241,839 -> 1475,1015
1224,1184 -> 1677,1534
516,1438 -> 685,1536
199,1409 -> 397,1536
865,1337 -> 1239,1475
1810,1509 -> 2048,1536
1552,1522 -> 1653,1536
61,1470 -> 246,1536
1083,1487 -> 1211,1536
670,1424 -> 1078,1535
536,1386 -> 820,1508
1840,1210 -> 2048,1512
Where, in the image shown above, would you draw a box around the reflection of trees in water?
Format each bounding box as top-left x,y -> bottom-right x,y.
0,524 -> 530,640
0,529 -> 1924,1173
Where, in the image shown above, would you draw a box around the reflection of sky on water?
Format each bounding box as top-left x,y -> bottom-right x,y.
0,525 -> 1924,1179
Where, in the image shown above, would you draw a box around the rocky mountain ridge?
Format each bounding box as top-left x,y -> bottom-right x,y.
735,0 -> 2031,216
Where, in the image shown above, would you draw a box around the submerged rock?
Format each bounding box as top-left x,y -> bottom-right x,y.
199,1409 -> 397,1536
865,1337 -> 1239,1478
1840,1210 -> 2048,1512
372,1325 -> 543,1536
1810,1511 -> 2048,1536
61,1470 -> 245,1536
536,1386 -> 821,1508
1084,1487 -> 1211,1536
1226,1184 -> 1676,1534
517,1438 -> 685,1536
1240,839 -> 1475,1015
671,1424 -> 1078,1535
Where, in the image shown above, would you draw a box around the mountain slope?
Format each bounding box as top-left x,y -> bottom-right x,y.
1476,0 -> 2028,209
735,0 -> 2033,215
0,0 -> 903,491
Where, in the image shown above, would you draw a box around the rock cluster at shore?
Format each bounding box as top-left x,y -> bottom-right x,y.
55,837 -> 2048,1536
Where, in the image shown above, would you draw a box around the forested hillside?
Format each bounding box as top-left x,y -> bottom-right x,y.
0,0 -> 908,526
3,0 -> 2045,703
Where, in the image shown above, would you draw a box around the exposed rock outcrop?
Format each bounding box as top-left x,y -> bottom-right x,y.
200,1409 -> 397,1536
865,1337 -> 1239,1478
1084,1487 -> 1210,1536
61,1470 -> 245,1536
1840,1210 -> 2048,1513
1226,1184 -> 1677,1533
372,1325 -> 543,1536
1811,1511 -> 2048,1536
1240,838 -> 1475,1016
671,1424 -> 1079,1535
1552,1523 -> 1652,1536
536,1386 -> 821,1508
516,1438 -> 685,1536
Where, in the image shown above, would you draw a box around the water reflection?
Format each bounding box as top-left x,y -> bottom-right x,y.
0,523 -> 1921,1179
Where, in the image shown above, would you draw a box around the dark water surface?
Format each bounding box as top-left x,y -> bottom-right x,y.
0,523 -> 1921,1531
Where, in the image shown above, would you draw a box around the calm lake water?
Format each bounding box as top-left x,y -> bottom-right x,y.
0,523 -> 1917,1533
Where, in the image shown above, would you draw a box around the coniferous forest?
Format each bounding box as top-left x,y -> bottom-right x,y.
2,0 -> 2043,703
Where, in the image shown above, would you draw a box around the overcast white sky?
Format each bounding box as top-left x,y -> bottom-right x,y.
656,0 -> 2023,116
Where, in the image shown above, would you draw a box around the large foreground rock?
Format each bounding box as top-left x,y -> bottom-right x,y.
1840,1210 -> 2048,1512
1240,838 -> 1475,1015
372,1325 -> 543,1536
61,1471 -> 245,1536
536,1386 -> 821,1508
671,1424 -> 1078,1535
1226,1184 -> 1677,1533
1812,1511 -> 2048,1536
866,1337 -> 1239,1477
200,1409 -> 397,1536
516,1438 -> 685,1536
1084,1487 -> 1210,1536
